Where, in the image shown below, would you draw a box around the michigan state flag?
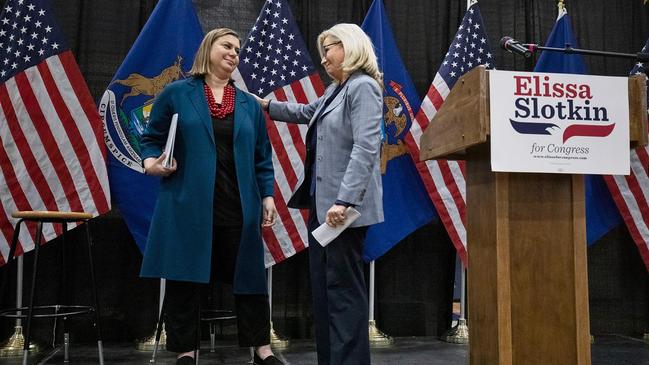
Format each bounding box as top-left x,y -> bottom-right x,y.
534,6 -> 622,244
361,0 -> 437,261
99,0 -> 203,252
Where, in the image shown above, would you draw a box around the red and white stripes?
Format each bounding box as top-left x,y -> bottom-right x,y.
403,74 -> 469,265
233,69 -> 324,267
604,145 -> 649,270
0,51 -> 111,265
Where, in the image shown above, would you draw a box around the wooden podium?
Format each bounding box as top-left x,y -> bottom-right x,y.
419,66 -> 647,365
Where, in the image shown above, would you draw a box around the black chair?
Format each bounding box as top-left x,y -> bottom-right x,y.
150,289 -> 237,364
0,211 -> 104,365
201,308 -> 236,353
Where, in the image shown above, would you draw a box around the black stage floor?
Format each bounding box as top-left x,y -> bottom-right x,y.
2,335 -> 649,364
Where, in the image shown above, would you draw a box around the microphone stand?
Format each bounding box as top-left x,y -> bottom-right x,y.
523,43 -> 649,63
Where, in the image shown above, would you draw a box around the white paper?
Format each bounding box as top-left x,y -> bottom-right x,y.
163,113 -> 178,168
312,207 -> 361,247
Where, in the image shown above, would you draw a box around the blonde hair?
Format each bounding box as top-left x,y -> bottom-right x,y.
189,28 -> 240,77
317,23 -> 382,86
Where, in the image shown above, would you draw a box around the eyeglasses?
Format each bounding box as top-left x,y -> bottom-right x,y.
322,41 -> 342,48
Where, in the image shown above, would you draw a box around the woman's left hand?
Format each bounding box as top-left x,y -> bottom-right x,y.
262,196 -> 278,227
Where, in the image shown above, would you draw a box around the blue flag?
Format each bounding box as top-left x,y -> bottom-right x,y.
361,0 -> 437,261
533,8 -> 622,245
99,0 -> 203,252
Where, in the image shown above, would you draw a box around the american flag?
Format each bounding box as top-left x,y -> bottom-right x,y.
0,0 -> 111,265
233,0 -> 324,266
403,1 -> 493,265
603,40 -> 649,271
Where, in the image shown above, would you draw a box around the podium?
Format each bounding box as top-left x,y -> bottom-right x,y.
419,66 -> 647,365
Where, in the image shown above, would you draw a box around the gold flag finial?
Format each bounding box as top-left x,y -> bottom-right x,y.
558,0 -> 566,11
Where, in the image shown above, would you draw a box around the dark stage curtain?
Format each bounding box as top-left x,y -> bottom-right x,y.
0,0 -> 648,343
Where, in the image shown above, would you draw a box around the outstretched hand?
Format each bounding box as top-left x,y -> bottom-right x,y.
249,91 -> 270,110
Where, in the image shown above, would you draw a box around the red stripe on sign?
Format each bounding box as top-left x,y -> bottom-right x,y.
14,72 -> 84,213
37,62 -> 109,214
562,123 -> 615,143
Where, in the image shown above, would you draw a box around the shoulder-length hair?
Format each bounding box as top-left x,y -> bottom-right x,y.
316,23 -> 382,86
189,28 -> 240,77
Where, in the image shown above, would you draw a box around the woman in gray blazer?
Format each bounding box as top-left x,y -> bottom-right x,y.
258,23 -> 384,365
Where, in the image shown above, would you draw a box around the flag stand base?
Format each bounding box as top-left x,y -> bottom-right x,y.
368,320 -> 393,347
441,318 -> 469,344
0,326 -> 39,357
136,326 -> 166,352
270,322 -> 289,349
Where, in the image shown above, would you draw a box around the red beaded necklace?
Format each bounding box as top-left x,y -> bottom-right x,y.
203,82 -> 235,118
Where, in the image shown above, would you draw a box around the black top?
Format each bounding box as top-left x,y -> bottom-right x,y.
212,113 -> 243,226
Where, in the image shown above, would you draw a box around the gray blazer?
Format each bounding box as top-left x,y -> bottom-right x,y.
268,72 -> 384,227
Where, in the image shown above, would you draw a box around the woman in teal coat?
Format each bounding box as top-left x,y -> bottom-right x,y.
139,28 -> 283,365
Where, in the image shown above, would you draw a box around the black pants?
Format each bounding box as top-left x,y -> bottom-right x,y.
164,226 -> 271,353
308,207 -> 370,365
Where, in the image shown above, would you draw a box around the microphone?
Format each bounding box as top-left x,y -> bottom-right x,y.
500,36 -> 532,58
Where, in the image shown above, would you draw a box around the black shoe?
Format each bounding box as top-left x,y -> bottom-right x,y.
176,355 -> 195,365
253,353 -> 285,365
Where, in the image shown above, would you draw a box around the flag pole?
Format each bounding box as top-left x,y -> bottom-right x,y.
0,256 -> 39,357
640,288 -> 649,343
442,262 -> 469,344
368,260 -> 393,346
136,279 -> 167,351
268,267 -> 289,348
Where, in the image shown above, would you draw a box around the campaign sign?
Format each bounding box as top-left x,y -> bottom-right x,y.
490,70 -> 629,175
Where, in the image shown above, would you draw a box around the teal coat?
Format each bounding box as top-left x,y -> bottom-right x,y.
139,77 -> 274,294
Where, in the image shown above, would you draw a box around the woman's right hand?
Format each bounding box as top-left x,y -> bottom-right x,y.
143,153 -> 177,177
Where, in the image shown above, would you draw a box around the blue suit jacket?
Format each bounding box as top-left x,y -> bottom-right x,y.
139,77 -> 274,294
269,72 -> 384,226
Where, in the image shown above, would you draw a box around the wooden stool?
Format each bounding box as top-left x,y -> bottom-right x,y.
0,211 -> 104,365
